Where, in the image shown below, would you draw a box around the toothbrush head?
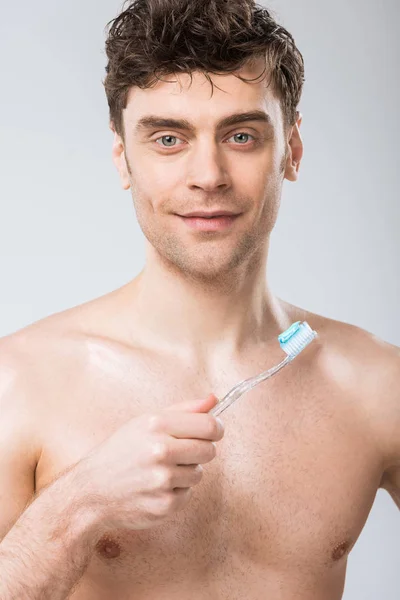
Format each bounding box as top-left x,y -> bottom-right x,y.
278,321 -> 318,359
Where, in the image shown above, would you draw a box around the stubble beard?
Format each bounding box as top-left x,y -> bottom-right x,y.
135,205 -> 271,291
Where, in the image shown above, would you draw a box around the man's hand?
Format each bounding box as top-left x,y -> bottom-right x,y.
78,393 -> 225,532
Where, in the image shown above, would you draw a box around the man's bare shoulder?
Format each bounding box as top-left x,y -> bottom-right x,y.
284,300 -> 399,401
1,284 -> 126,356
0,294 -> 112,405
0,285 -> 142,413
1,313 -> 86,376
309,309 -> 399,387
288,303 -> 400,472
286,301 -> 399,366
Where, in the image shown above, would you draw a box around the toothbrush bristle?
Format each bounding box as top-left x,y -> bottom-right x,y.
281,322 -> 317,358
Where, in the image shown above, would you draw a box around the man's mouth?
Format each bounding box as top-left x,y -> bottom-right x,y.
181,210 -> 240,218
177,213 -> 241,232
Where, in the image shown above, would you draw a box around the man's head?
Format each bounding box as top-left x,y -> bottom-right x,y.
103,0 -> 305,283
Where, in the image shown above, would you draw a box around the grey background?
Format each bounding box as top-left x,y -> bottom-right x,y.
0,0 -> 399,597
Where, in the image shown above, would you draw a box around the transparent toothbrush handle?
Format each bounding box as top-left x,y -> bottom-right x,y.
209,355 -> 292,418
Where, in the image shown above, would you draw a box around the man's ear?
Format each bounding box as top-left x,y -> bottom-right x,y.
110,121 -> 131,190
284,111 -> 304,183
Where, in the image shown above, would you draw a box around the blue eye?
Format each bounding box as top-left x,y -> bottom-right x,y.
155,135 -> 182,147
228,133 -> 254,144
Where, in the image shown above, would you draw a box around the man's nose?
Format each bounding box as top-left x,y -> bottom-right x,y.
184,142 -> 231,192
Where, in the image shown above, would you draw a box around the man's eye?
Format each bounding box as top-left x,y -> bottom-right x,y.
155,135 -> 183,148
153,132 -> 256,149
227,133 -> 256,144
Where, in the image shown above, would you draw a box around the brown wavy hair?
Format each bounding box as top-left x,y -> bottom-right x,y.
103,0 -> 305,140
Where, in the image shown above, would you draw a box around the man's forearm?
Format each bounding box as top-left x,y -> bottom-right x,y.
0,465 -> 103,600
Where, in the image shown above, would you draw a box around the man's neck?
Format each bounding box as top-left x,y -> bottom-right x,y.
117,252 -> 291,367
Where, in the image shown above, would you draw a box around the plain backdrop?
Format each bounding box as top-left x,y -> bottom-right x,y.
0,0 -> 399,597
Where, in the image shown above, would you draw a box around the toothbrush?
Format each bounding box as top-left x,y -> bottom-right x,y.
209,321 -> 318,417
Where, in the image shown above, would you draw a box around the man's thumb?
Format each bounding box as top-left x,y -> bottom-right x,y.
165,393 -> 219,413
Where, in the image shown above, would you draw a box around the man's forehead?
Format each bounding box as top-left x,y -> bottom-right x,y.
123,64 -> 280,129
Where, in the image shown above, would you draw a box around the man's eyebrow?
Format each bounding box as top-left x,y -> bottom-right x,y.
134,110 -> 272,134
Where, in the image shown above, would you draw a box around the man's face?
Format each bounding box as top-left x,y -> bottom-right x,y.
112,58 -> 302,282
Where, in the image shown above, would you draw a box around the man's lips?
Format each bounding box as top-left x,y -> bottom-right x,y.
180,211 -> 240,218
177,213 -> 240,231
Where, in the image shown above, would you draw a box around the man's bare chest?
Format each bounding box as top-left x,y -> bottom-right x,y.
34,340 -> 382,591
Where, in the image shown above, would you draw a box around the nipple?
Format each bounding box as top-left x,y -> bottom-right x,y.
331,540 -> 351,561
95,534 -> 122,559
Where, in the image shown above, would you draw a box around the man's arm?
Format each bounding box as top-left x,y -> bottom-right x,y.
0,465 -> 102,600
379,338 -> 400,508
0,336 -> 103,600
335,323 -> 400,507
362,332 -> 400,508
381,468 -> 400,509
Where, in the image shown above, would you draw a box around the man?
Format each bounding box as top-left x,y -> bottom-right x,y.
0,0 -> 399,598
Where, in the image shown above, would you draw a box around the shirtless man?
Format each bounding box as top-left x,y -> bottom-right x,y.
0,1 -> 399,598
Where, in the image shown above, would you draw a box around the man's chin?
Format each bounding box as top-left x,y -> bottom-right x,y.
146,227 -> 260,280
162,250 -> 247,283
